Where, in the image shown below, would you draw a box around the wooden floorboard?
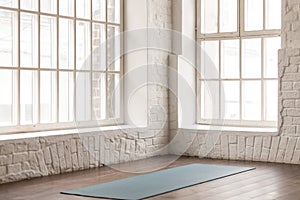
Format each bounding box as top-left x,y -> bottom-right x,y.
0,156 -> 300,200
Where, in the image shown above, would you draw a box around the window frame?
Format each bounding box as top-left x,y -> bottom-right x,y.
196,0 -> 281,128
0,0 -> 124,134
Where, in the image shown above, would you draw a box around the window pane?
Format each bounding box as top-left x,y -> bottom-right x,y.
108,0 -> 120,23
264,80 -> 278,121
242,81 -> 261,120
92,23 -> 106,71
41,0 -> 57,14
221,81 -> 239,120
76,20 -> 91,70
0,9 -> 17,67
59,72 -> 74,122
76,72 -> 91,121
201,41 -> 219,79
107,73 -> 120,118
242,38 -> 261,78
20,70 -> 38,125
220,0 -> 237,32
107,25 -> 120,71
20,13 -> 38,68
264,37 -> 280,78
21,0 -> 38,11
40,71 -> 56,123
93,0 -> 106,21
245,0 -> 263,31
59,0 -> 74,17
40,16 -> 57,69
59,18 -> 74,69
201,0 -> 218,34
76,0 -> 91,19
201,81 -> 219,119
0,70 -> 17,126
266,0 -> 281,29
221,39 -> 239,78
92,72 -> 106,120
0,0 -> 17,8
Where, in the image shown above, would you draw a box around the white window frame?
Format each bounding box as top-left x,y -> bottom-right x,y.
196,0 -> 281,127
0,0 -> 124,134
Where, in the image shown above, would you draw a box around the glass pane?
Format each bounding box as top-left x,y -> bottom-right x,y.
40,71 -> 56,123
201,0 -> 218,34
40,16 -> 57,69
221,81 -> 240,120
220,0 -> 237,32
107,73 -> 120,118
242,38 -> 261,78
20,70 -> 38,125
264,37 -> 280,78
201,41 -> 219,79
76,21 -> 91,70
41,0 -> 57,14
221,39 -> 239,79
107,0 -> 120,23
92,23 -> 106,71
21,0 -> 38,11
0,0 -> 17,8
59,18 -> 74,69
93,0 -> 106,21
201,81 -> 219,119
59,0 -> 74,17
107,25 -> 120,71
92,72 -> 106,120
264,80 -> 278,121
242,81 -> 261,120
0,70 -> 17,126
0,10 -> 17,67
245,0 -> 263,31
59,72 -> 74,122
266,0 -> 281,29
76,72 -> 91,121
76,0 -> 91,19
20,13 -> 38,68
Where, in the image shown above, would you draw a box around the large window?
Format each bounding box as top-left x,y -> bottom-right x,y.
0,0 -> 122,133
197,0 -> 281,127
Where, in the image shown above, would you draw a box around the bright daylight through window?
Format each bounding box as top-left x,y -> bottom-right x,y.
0,0 -> 122,133
197,0 -> 281,127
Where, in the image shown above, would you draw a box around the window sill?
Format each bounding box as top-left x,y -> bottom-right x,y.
179,124 -> 279,136
0,125 -> 137,141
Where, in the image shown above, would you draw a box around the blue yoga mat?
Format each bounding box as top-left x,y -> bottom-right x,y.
61,164 -> 255,200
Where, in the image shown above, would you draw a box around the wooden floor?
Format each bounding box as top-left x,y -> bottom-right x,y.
1,156 -> 300,200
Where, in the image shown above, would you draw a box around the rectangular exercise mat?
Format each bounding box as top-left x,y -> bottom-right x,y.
61,164 -> 255,200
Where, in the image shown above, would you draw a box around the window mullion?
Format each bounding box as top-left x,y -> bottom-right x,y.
239,0 -> 244,37
239,38 -> 242,122
263,0 -> 266,30
90,0 -> 93,121
105,0 -> 109,119
217,0 -> 220,33
73,0 -> 77,122
239,0 -> 243,122
37,0 -> 41,124
56,0 -> 59,123
218,40 -> 221,120
261,38 -> 265,121
17,0 -> 21,126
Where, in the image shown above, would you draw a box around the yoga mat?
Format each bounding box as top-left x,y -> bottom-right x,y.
61,164 -> 255,200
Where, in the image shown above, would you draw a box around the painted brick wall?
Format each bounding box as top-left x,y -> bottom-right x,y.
180,0 -> 300,165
